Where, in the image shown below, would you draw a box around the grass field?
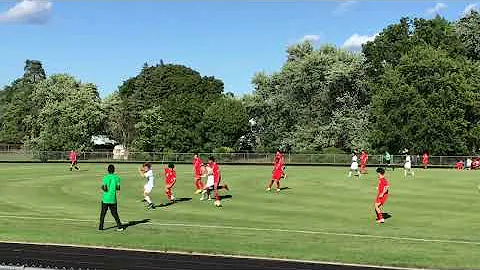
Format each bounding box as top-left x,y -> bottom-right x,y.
0,163 -> 479,269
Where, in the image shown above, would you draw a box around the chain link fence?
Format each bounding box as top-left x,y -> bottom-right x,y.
0,150 -> 474,167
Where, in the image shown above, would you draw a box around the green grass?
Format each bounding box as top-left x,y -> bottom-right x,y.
0,163 -> 479,269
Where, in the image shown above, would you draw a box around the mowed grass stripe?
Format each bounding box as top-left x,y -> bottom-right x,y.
0,163 -> 479,269
1,214 -> 480,246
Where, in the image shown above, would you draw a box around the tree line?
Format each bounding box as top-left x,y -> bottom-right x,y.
1,13 -> 479,155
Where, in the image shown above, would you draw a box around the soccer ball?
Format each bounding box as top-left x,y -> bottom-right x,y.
214,200 -> 222,207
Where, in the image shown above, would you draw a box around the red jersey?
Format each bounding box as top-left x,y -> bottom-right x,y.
164,168 -> 176,185
210,162 -> 221,184
422,154 -> 429,164
69,151 -> 77,162
274,162 -> 283,173
377,177 -> 389,198
360,153 -> 368,164
193,157 -> 203,176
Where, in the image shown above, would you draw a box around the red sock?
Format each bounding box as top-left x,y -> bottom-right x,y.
377,211 -> 383,220
165,189 -> 171,199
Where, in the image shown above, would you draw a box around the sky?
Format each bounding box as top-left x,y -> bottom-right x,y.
0,1 -> 479,98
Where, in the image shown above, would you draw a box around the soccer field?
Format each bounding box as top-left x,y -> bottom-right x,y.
0,163 -> 479,269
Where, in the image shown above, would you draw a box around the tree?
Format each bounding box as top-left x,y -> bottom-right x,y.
23,60 -> 46,83
111,63 -> 245,152
456,10 -> 480,60
369,45 -> 480,155
249,44 -> 370,152
26,74 -> 105,152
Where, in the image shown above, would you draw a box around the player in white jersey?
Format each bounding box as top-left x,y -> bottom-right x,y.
404,155 -> 414,177
348,154 -> 360,177
139,162 -> 155,209
200,164 -> 215,201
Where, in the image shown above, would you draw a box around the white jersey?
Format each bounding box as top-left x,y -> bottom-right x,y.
206,166 -> 214,188
404,155 -> 411,169
467,158 -> 472,168
351,155 -> 359,170
144,169 -> 154,187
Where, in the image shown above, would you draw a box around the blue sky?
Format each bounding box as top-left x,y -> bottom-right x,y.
0,1 -> 478,97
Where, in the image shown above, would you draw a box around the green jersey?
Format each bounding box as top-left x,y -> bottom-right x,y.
101,173 -> 120,204
384,152 -> 391,161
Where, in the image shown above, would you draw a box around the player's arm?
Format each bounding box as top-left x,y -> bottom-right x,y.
138,167 -> 145,177
379,185 -> 389,198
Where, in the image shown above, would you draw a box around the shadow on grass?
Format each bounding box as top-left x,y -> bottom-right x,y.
105,219 -> 151,230
219,194 -> 233,200
279,187 -> 290,190
155,197 -> 192,208
382,213 -> 392,220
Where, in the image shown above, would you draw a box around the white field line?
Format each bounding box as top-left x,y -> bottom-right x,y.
0,214 -> 479,247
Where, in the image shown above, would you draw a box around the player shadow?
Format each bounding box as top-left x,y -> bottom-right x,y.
219,194 -> 233,200
382,213 -> 392,220
155,197 -> 192,208
104,219 -> 151,230
280,187 -> 290,190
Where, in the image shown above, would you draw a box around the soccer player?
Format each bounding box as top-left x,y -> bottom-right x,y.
208,156 -> 229,204
139,162 -> 155,209
99,164 -> 124,231
455,159 -> 465,170
164,163 -> 177,202
69,150 -> 79,171
466,157 -> 472,170
404,154 -> 414,177
200,164 -> 215,201
384,151 -> 394,171
193,153 -> 205,194
374,167 -> 389,224
360,150 -> 368,174
273,149 -> 284,166
422,151 -> 429,169
348,153 -> 360,177
267,158 -> 284,191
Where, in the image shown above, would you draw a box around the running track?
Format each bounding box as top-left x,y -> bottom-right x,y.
0,242 -> 422,270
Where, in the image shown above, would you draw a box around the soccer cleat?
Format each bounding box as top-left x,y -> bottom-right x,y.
377,218 -> 385,223
116,227 -> 125,232
276,188 -> 281,192
140,199 -> 147,203
147,203 -> 156,210
266,187 -> 271,191
200,196 -> 205,201
195,189 -> 202,194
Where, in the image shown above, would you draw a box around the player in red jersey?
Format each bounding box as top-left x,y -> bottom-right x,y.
360,150 -> 368,174
69,150 -> 79,171
267,159 -> 284,192
207,156 -> 229,205
374,167 -> 389,224
422,151 -> 429,169
164,163 -> 177,203
193,153 -> 205,194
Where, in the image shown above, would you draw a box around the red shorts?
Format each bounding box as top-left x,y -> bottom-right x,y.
272,170 -> 283,180
375,194 -> 389,205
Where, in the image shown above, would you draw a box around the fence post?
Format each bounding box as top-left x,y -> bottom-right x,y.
333,154 -> 336,164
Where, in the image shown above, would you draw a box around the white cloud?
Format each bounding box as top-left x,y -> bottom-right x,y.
300,34 -> 321,43
342,33 -> 378,51
333,1 -> 357,15
0,0 -> 53,24
426,2 -> 447,15
463,3 -> 479,16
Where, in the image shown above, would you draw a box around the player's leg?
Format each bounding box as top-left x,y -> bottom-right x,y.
98,202 -> 108,230
108,203 -> 124,231
374,202 -> 384,223
70,161 -> 74,171
267,178 -> 275,191
74,161 -> 79,170
275,179 -> 281,192
143,187 -> 155,209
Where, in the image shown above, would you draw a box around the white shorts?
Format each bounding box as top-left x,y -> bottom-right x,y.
404,162 -> 411,169
206,176 -> 214,188
144,183 -> 153,193
350,162 -> 358,170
